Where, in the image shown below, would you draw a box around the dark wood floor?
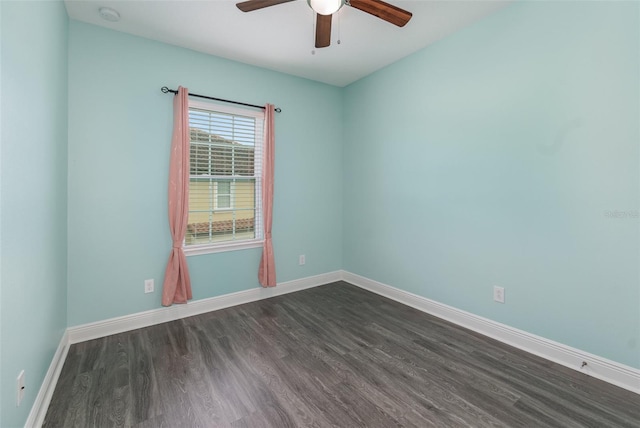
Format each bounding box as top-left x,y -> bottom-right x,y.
44,281 -> 639,427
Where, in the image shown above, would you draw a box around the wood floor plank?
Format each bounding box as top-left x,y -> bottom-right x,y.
61,370 -> 98,427
44,282 -> 640,427
128,331 -> 161,425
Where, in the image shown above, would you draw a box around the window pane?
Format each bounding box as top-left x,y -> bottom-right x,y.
186,210 -> 256,245
235,146 -> 255,176
212,144 -> 233,175
217,181 -> 231,194
190,143 -> 211,175
217,195 -> 231,209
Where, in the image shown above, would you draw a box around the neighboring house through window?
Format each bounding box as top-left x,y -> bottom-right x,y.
185,100 -> 264,255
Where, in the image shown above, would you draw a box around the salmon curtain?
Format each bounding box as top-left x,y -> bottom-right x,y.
258,104 -> 276,287
162,86 -> 192,306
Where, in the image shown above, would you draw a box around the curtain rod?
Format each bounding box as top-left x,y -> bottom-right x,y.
161,86 -> 282,113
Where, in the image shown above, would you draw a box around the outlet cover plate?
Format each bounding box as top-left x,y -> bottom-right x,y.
144,279 -> 154,293
493,286 -> 505,303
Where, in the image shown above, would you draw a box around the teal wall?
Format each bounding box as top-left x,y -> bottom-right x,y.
67,22 -> 343,326
0,1 -> 68,427
343,1 -> 639,368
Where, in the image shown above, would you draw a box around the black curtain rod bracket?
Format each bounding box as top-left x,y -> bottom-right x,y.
161,86 -> 281,113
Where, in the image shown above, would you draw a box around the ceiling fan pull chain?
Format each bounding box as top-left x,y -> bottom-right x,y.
337,7 -> 341,45
311,7 -> 316,55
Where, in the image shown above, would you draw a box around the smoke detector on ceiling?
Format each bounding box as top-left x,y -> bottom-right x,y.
98,7 -> 120,22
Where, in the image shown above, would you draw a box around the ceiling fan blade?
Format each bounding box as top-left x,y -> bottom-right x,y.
315,14 -> 332,48
349,0 -> 412,27
236,0 -> 295,13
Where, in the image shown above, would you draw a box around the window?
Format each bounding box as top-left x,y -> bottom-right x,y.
185,100 -> 264,255
214,181 -> 232,210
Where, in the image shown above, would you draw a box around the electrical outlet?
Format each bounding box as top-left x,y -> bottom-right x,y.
144,279 -> 154,294
17,370 -> 25,406
493,286 -> 505,303
299,255 -> 306,266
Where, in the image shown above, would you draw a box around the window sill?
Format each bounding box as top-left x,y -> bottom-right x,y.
184,239 -> 263,256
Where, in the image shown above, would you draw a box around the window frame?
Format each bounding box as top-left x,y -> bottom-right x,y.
184,99 -> 264,256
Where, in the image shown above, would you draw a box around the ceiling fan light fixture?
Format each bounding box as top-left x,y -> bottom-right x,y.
309,0 -> 342,15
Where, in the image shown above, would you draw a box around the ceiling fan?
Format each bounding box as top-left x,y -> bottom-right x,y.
236,0 -> 412,48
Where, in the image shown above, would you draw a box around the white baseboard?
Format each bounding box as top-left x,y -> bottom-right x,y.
67,270 -> 342,344
25,330 -> 70,428
341,270 -> 640,395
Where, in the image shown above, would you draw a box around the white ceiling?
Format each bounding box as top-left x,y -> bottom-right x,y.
64,0 -> 512,87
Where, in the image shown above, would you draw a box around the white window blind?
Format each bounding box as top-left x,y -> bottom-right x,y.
186,100 -> 264,253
